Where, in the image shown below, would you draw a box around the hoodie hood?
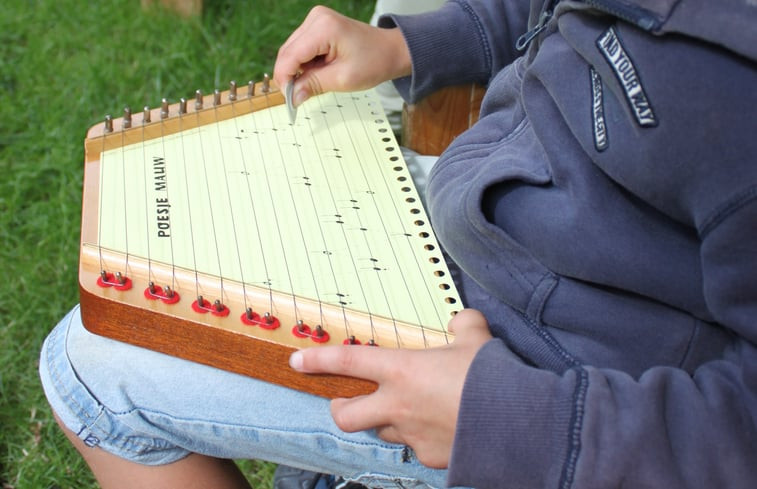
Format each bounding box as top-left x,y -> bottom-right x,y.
565,0 -> 757,62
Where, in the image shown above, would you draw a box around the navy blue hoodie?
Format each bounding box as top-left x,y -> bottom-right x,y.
381,1 -> 757,487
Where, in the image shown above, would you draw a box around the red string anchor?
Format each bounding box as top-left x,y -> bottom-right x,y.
97,270 -> 133,291
192,295 -> 230,317
291,320 -> 330,343
240,309 -> 281,330
143,282 -> 181,304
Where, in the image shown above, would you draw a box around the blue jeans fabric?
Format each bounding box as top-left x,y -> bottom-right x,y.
39,306 -> 450,489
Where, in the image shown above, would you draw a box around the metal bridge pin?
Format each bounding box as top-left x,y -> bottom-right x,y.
160,98 -> 169,119
123,107 -> 132,129
229,80 -> 237,101
195,89 -> 203,110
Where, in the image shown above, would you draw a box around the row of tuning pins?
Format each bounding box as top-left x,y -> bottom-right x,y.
104,75 -> 272,133
98,268 -> 376,346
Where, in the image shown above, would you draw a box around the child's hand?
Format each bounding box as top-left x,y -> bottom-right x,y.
289,309 -> 493,469
273,5 -> 411,107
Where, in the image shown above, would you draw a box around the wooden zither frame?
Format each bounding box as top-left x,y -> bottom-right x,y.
79,77 -> 462,399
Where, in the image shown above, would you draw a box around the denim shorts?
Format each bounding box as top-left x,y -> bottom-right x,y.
39,305 -> 450,489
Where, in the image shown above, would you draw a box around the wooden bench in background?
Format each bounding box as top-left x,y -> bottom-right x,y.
141,0 -> 202,17
402,83 -> 486,156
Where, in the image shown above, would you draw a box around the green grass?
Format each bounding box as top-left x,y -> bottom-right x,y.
0,1 -> 372,487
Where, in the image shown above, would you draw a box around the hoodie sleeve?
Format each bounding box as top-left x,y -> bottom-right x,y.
451,309 -> 757,489
378,0 -> 531,103
450,196 -> 757,489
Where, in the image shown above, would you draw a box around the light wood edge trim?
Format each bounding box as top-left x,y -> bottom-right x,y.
84,81 -> 284,159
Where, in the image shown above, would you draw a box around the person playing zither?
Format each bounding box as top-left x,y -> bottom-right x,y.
41,1 -> 757,488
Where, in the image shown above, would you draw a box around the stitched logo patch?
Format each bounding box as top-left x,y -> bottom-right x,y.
590,67 -> 608,151
597,26 -> 657,127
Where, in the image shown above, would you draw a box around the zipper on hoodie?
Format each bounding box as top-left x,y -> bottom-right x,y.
516,0 -> 558,51
515,0 -> 662,51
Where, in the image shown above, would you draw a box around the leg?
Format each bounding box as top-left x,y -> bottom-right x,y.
39,306 -> 449,489
53,410 -> 251,489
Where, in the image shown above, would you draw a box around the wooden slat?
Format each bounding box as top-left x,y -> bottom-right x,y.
141,0 -> 202,17
80,283 -> 377,398
401,83 -> 486,156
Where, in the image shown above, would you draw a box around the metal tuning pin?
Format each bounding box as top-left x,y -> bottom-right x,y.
195,89 -> 203,110
247,80 -> 255,98
264,312 -> 274,324
160,98 -> 169,119
213,89 -> 221,107
100,270 -> 109,282
123,107 -> 132,129
245,307 -> 254,320
229,80 -> 237,101
311,325 -> 330,343
143,105 -> 151,124
213,299 -> 224,312
114,271 -> 126,286
262,73 -> 270,93
104,114 -> 113,133
296,319 -> 306,333
148,281 -> 157,294
179,97 -> 187,115
163,285 -> 173,298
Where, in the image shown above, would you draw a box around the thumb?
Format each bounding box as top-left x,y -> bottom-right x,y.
290,71 -> 321,108
448,309 -> 492,346
291,58 -> 353,107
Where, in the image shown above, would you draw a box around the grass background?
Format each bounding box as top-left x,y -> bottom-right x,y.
0,1 -> 372,487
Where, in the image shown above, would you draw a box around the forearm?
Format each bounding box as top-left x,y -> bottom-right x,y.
273,6 -> 411,105
378,0 -> 531,103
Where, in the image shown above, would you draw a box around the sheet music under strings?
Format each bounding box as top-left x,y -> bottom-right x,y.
92,89 -> 461,348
